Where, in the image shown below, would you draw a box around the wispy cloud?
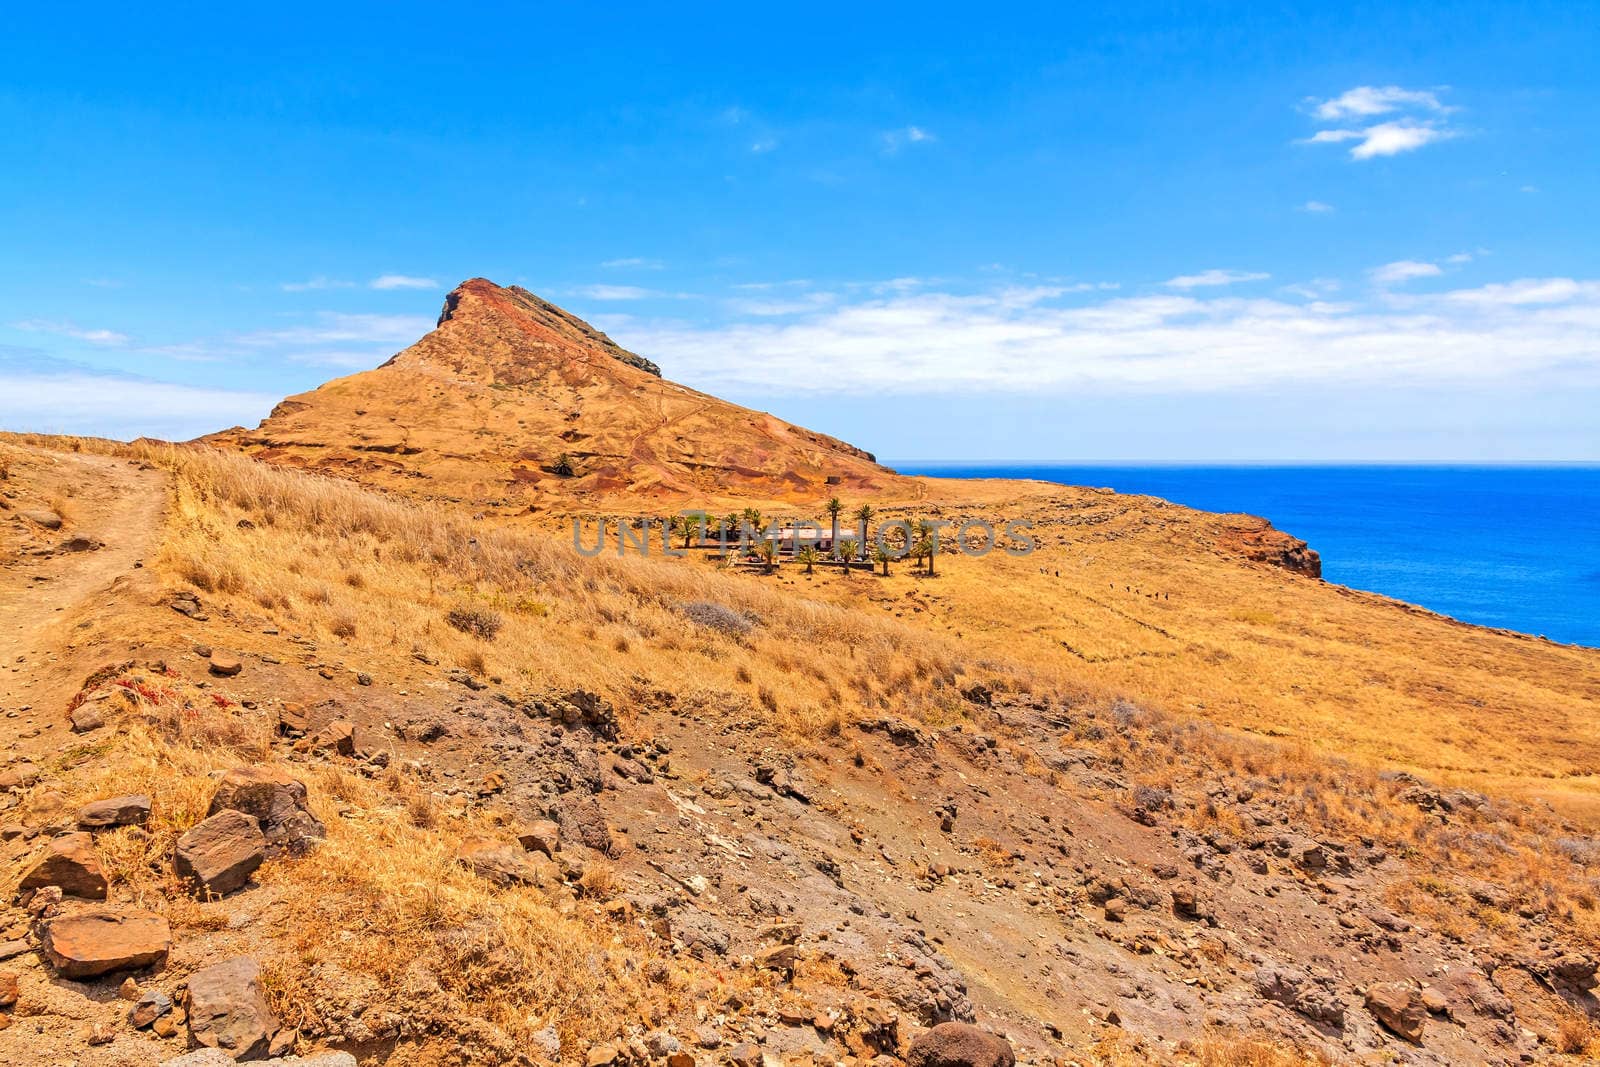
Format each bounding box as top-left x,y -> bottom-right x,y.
280,276 -> 356,292
1370,260 -> 1443,285
239,312 -> 435,347
10,319 -> 130,346
569,285 -> 667,301
0,371 -> 276,438
1164,269 -> 1270,290
1301,200 -> 1335,213
604,274 -> 1600,396
1302,85 -> 1459,159
600,257 -> 665,271
881,125 -> 937,153
369,274 -> 438,291
1311,85 -> 1449,121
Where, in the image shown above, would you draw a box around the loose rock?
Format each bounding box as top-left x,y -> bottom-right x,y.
187,956 -> 276,1058
175,809 -> 266,896
41,906 -> 171,979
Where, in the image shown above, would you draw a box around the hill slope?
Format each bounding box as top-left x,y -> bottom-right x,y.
205,278 -> 896,507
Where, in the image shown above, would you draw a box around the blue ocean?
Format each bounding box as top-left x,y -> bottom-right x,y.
893,464 -> 1600,649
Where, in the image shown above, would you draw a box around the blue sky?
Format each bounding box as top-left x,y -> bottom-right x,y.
2,2 -> 1597,460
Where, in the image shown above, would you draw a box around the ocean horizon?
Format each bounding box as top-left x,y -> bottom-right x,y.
893,462 -> 1600,649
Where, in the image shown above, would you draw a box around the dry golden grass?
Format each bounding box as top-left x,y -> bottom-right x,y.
136,441 -> 1002,742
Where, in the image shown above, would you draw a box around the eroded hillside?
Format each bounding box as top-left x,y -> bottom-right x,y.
3,435 -> 1600,1067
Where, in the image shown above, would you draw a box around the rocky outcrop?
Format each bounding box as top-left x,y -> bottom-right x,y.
1218,515 -> 1322,577
207,766 -> 324,855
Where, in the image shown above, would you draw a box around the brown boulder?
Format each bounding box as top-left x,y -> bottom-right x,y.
457,837 -> 559,887
518,819 -> 561,858
175,809 -> 266,896
207,766 -> 324,856
277,703 -> 310,736
41,907 -> 171,979
187,956 -> 275,1057
79,794 -> 152,830
0,970 -> 17,1008
19,509 -> 63,530
1365,983 -> 1426,1043
208,653 -> 243,677
20,832 -> 108,899
906,1022 -> 1016,1067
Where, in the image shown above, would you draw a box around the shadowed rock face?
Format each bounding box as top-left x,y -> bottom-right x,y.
204,277 -> 893,507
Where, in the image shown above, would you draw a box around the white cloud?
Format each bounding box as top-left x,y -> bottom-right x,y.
881,126 -> 937,153
10,320 -> 130,346
370,274 -> 438,290
1370,260 -> 1443,285
1301,200 -> 1335,213
280,277 -> 355,292
570,285 -> 665,301
1302,86 -> 1458,160
0,372 -> 276,438
603,275 -> 1600,396
239,312 -> 435,347
750,137 -> 778,154
1311,85 -> 1448,121
1164,269 -> 1270,290
601,257 -> 665,270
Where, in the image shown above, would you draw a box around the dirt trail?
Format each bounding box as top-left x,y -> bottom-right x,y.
0,448 -> 167,740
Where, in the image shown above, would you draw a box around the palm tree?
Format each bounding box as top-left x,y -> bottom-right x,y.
796,545 -> 819,575
854,504 -> 875,562
873,543 -> 892,576
757,538 -> 779,573
825,497 -> 844,558
917,518 -> 939,576
837,539 -> 858,577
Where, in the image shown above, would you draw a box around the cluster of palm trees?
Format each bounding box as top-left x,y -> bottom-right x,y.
814,497 -> 941,579
673,499 -> 942,578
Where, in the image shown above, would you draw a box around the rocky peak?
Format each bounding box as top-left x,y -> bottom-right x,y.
427,277 -> 661,377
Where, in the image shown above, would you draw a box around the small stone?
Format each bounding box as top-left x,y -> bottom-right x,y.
1103,897 -> 1127,923
86,1020 -> 115,1044
208,653 -> 243,677
1420,987 -> 1450,1017
727,1043 -> 762,1067
119,975 -> 141,1000
69,705 -> 105,733
587,1042 -> 621,1067
19,509 -> 63,530
0,971 -> 18,1008
131,988 -> 173,1028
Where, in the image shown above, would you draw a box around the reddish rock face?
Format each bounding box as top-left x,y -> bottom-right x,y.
41,907 -> 171,979
1217,516 -> 1323,577
20,832 -> 108,900
175,809 -> 266,896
